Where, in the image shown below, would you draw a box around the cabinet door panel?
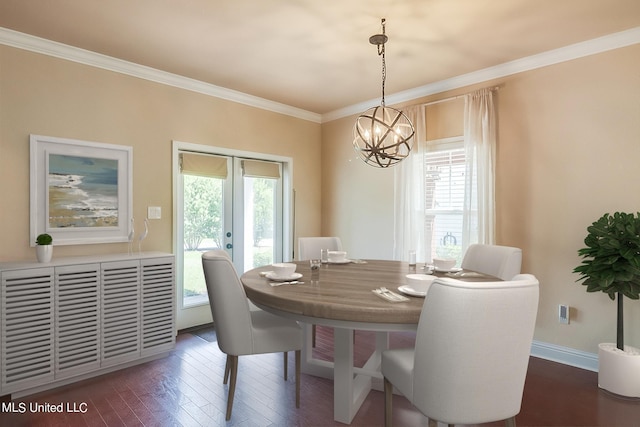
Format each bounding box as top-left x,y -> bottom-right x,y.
101,260 -> 140,366
1,268 -> 54,393
55,264 -> 101,378
141,257 -> 175,356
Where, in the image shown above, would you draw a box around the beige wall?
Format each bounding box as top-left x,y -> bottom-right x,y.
322,44 -> 640,354
0,45 -> 322,262
1,38 -> 639,357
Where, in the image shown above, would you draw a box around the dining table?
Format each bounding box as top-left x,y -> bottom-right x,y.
240,259 -> 497,424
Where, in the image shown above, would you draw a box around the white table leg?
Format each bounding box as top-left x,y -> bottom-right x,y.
333,327 -> 360,424
371,331 -> 390,391
300,325 -> 393,424
300,323 -> 333,378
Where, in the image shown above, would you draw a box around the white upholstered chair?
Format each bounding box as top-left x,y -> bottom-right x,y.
202,250 -> 302,420
298,236 -> 343,261
461,243 -> 523,280
382,274 -> 539,427
297,237 -> 343,346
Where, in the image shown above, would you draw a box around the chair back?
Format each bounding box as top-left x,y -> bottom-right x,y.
413,274 -> 539,424
297,237 -> 342,260
202,250 -> 253,355
461,243 -> 522,280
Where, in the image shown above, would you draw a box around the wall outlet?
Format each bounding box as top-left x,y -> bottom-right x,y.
558,304 -> 570,324
147,206 -> 162,220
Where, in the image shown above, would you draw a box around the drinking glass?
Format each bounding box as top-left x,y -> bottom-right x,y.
409,250 -> 416,266
320,249 -> 329,264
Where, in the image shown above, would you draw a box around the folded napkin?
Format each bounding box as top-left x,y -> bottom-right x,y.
372,288 -> 409,302
269,280 -> 303,287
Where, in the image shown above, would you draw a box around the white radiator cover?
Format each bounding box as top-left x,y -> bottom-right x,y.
0,252 -> 175,396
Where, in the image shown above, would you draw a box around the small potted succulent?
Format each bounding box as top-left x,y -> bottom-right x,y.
35,233 -> 53,263
574,212 -> 640,397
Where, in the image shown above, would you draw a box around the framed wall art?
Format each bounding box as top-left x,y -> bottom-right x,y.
30,134 -> 133,246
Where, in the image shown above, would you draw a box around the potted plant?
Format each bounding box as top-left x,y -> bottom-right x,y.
574,212 -> 640,397
35,233 -> 53,263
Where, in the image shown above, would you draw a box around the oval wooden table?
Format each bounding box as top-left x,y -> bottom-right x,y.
242,259 -> 425,327
241,259 -> 489,424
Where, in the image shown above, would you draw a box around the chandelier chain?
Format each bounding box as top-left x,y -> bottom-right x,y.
378,18 -> 387,107
381,41 -> 386,106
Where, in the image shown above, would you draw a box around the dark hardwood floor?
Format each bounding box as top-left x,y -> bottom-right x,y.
1,326 -> 638,426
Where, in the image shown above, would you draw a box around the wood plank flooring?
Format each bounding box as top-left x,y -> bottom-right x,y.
1,326 -> 638,426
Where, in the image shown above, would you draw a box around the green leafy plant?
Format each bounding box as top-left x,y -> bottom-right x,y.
35,233 -> 53,245
574,212 -> 640,351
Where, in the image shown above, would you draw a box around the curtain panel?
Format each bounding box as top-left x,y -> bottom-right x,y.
463,88 -> 496,246
393,104 -> 427,262
393,88 -> 497,264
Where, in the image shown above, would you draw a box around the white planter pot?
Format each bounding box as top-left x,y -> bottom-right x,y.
598,343 -> 640,397
36,245 -> 53,263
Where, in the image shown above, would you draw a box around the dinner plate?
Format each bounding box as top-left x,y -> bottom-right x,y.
265,272 -> 303,281
397,285 -> 428,297
433,266 -> 462,273
328,259 -> 351,264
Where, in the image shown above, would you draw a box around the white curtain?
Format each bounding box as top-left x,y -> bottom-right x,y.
393,104 -> 426,261
463,88 -> 496,245
393,88 -> 497,262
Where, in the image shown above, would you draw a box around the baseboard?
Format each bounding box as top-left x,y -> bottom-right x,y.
531,340 -> 598,372
178,322 -> 214,335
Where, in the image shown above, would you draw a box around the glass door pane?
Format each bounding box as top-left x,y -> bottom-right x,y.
243,176 -> 279,272
176,152 -> 232,329
182,174 -> 225,307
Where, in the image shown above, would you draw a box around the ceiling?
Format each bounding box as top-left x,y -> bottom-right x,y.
1,0 -> 639,115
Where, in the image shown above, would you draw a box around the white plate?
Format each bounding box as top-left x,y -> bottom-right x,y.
265,272 -> 303,281
328,259 -> 351,264
397,284 -> 429,297
433,266 -> 462,273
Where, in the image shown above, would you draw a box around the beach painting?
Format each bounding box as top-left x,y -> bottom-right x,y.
48,154 -> 119,228
31,134 -> 132,246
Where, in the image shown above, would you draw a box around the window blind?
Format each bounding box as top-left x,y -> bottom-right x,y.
242,159 -> 280,179
424,148 -> 466,211
179,152 -> 228,178
424,145 -> 466,254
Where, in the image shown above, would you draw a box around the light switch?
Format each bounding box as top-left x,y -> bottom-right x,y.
147,206 -> 162,220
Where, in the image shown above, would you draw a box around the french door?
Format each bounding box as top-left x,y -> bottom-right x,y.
173,142 -> 292,329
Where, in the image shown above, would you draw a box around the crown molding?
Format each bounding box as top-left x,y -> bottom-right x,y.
0,27 -> 322,124
322,26 -> 640,123
1,26 -> 638,125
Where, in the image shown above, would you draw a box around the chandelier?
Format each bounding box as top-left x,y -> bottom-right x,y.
353,18 -> 415,168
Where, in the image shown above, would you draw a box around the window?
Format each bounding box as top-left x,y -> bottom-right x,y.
240,159 -> 283,272
423,137 -> 473,264
179,152 -> 230,308
396,92 -> 495,265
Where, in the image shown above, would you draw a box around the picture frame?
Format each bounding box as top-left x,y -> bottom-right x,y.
30,134 -> 133,246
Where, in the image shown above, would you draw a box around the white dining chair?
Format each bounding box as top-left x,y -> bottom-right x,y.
382,274 -> 539,427
298,236 -> 343,261
461,243 -> 522,280
298,237 -> 343,347
202,250 -> 302,420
